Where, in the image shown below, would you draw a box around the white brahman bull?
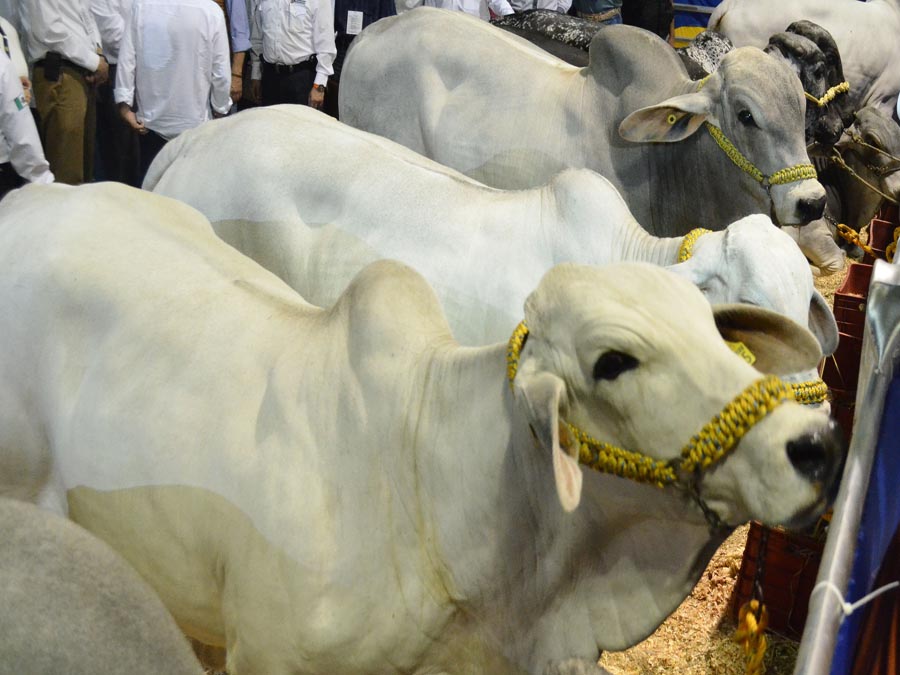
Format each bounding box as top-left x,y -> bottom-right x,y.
709,0 -> 900,122
145,104 -> 838,363
339,9 -> 826,235
0,183 -> 842,675
0,498 -> 203,675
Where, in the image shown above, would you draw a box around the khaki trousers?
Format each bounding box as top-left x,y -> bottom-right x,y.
32,64 -> 96,185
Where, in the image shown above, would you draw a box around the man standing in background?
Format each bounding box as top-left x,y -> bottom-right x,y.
211,0 -> 252,107
91,0 -> 140,185
0,35 -> 53,197
22,0 -> 109,184
250,0 -> 336,110
115,0 -> 231,182
323,0 -> 394,119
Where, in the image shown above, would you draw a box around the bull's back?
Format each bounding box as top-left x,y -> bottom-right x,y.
340,7 -> 581,181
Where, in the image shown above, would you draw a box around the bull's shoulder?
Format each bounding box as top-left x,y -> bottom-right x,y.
332,260 -> 455,356
588,23 -> 689,93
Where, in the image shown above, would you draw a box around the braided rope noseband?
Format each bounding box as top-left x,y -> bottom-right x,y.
507,322 -> 796,528
703,122 -> 818,187
804,81 -> 850,108
692,76 -> 817,188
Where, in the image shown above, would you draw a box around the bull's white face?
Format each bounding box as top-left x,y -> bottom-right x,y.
515,263 -> 842,527
715,49 -> 826,226
669,214 -> 839,359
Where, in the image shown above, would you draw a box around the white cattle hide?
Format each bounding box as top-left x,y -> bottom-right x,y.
145,105 -> 838,360
0,183 -> 841,675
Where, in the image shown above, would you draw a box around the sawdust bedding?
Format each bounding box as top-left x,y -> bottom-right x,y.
201,263 -> 852,675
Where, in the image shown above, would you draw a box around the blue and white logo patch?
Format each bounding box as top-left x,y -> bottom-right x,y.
13,95 -> 25,111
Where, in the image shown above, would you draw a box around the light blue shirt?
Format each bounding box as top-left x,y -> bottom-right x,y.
225,0 -> 251,52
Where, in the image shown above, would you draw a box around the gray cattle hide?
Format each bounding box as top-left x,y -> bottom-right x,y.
676,31 -> 734,80
788,107 -> 900,273
494,23 -> 589,66
490,10 -> 602,51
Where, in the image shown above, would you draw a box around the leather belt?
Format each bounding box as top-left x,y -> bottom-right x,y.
263,55 -> 316,75
34,54 -> 92,78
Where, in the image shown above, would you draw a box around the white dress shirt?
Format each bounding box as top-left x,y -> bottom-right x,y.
0,17 -> 32,166
423,0 -> 513,21
21,0 -> 102,71
114,0 -> 231,139
91,0 -> 134,65
250,0 -> 336,86
506,0 -> 571,12
0,51 -> 53,184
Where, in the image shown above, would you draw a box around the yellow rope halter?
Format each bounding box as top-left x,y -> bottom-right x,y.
678,228 -> 713,262
506,322 -> 796,492
693,76 -> 816,188
704,122 -> 818,187
804,81 -> 850,108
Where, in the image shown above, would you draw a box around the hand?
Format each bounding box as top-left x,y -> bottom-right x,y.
118,103 -> 147,135
19,77 -> 31,105
87,55 -> 109,86
251,78 -> 261,103
309,85 -> 325,109
230,74 -> 243,103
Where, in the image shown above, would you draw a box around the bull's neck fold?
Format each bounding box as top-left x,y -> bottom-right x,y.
409,341 -> 729,666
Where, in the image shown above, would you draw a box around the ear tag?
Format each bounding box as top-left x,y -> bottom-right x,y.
726,340 -> 756,365
667,113 -> 679,125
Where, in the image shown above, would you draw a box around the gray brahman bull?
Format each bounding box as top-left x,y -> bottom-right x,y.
710,0 -> 900,121
788,106 -> 900,274
339,9 -> 826,235
0,183 -> 842,675
0,498 -> 202,675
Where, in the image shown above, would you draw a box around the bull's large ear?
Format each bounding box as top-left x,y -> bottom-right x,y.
619,92 -> 713,143
809,290 -> 839,356
515,370 -> 583,512
713,304 -> 823,375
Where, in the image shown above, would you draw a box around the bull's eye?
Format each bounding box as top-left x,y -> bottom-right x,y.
738,109 -> 756,127
593,351 -> 639,381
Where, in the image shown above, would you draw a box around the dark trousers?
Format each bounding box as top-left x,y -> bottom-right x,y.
0,162 -> 26,202
323,36 -> 353,119
138,129 -> 168,187
96,64 -> 141,186
261,59 -> 316,107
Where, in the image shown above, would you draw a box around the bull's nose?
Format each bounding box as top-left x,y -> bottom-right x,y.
815,121 -> 843,147
798,194 -> 827,222
787,420 -> 845,490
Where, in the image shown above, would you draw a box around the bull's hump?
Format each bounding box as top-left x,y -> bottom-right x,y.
337,260 -> 455,352
588,24 -> 689,92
